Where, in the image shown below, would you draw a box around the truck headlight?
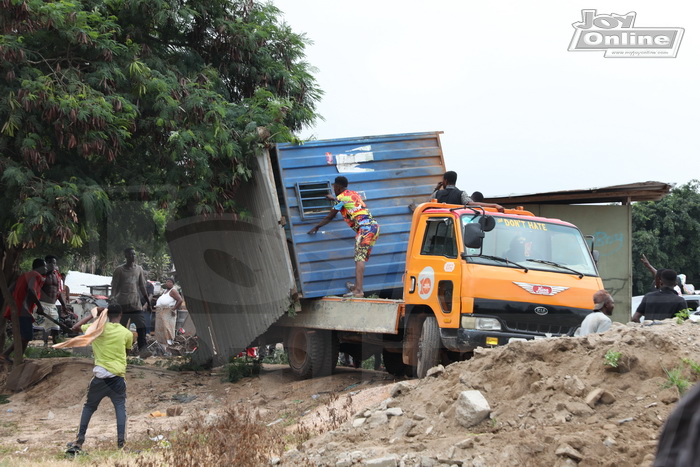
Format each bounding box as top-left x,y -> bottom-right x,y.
461,316 -> 502,331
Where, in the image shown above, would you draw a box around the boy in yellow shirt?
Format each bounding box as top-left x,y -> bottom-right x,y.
66,303 -> 134,452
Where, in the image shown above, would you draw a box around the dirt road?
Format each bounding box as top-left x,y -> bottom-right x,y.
1,320 -> 699,466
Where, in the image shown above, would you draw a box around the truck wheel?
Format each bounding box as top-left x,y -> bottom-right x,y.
416,316 -> 441,378
382,349 -> 407,376
287,328 -> 336,379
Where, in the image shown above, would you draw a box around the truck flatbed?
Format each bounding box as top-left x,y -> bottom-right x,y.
275,296 -> 404,334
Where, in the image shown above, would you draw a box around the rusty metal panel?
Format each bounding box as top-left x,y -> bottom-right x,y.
275,297 -> 402,333
166,150 -> 295,365
274,132 -> 446,298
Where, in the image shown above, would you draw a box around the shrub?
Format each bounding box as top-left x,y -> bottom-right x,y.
604,349 -> 622,368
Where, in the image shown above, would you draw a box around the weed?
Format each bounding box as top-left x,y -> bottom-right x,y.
24,346 -> 71,358
127,357 -> 145,366
676,308 -> 692,324
262,347 -> 289,365
682,358 -> 700,375
0,394 -> 9,404
126,405 -> 285,466
604,349 -> 622,368
223,357 -> 261,383
663,366 -> 691,395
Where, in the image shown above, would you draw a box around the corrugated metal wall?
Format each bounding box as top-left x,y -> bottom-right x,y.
166,151 -> 296,365
275,132 -> 446,298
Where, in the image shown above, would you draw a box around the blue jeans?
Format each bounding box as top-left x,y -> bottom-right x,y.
77,376 -> 127,447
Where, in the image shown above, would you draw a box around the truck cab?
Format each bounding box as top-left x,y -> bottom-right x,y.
401,203 -> 603,377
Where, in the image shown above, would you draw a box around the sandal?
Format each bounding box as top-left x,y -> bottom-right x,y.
345,281 -> 355,292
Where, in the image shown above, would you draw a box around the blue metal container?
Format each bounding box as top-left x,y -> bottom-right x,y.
274,132 -> 446,298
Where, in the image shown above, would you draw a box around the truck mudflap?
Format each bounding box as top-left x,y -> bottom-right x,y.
439,327 -> 571,353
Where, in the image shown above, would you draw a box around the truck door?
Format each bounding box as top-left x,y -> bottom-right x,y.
408,216 -> 462,328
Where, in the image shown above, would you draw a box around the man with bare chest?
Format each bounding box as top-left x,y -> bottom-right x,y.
111,248 -> 152,355
38,255 -> 69,345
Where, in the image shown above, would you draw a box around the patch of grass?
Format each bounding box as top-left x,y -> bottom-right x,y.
223,357 -> 261,383
682,358 -> 700,375
676,308 -> 692,324
0,394 -> 9,404
604,349 -> 622,368
24,346 -> 71,358
127,357 -> 145,366
663,366 -> 691,395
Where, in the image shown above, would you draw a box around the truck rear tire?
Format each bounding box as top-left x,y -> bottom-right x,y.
416,316 -> 441,378
287,328 -> 336,379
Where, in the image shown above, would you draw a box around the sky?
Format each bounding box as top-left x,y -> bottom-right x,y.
272,1 -> 699,197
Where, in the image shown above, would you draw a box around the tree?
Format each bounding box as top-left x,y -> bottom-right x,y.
0,0 -> 322,284
631,181 -> 700,295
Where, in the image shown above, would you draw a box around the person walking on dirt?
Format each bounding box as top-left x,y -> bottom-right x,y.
430,171 -> 505,212
308,176 -> 380,298
578,290 -> 614,336
154,278 -> 183,345
110,247 -> 152,356
66,303 -> 134,453
37,255 -> 70,346
1,259 -> 47,363
632,269 -> 688,323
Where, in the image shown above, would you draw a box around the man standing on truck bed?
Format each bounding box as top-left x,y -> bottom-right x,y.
308,176 -> 379,298
431,171 -> 505,212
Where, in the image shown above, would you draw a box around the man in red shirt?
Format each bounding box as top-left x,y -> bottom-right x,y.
308,176 -> 380,298
2,259 -> 47,362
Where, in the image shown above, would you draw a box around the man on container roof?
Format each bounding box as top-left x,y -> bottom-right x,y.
308,176 -> 379,298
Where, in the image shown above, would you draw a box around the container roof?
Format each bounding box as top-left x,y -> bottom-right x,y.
486,181 -> 673,206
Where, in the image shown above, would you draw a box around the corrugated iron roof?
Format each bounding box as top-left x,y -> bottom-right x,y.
485,181 -> 673,205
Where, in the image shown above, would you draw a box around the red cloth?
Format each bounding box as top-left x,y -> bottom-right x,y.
3,270 -> 45,320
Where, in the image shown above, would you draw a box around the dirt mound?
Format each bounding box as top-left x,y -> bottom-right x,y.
286,321 -> 700,466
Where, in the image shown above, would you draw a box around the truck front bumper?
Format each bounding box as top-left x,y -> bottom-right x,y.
440,328 -> 546,353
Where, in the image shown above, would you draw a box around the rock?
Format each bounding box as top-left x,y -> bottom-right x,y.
352,417 -> 366,428
585,388 -> 604,408
659,388 -> 680,404
604,436 -> 617,447
456,438 -> 474,449
425,426 -> 434,435
563,375 -> 586,397
365,455 -> 399,467
390,381 -> 413,398
420,456 -> 438,467
599,390 -> 615,404
555,443 -> 583,461
426,365 -> 445,377
386,407 -> 404,417
368,411 -> 389,427
166,406 -> 183,417
270,457 -> 281,465
413,413 -> 426,421
455,390 -> 491,428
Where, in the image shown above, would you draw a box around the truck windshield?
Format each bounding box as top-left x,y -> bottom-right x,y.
461,215 -> 598,277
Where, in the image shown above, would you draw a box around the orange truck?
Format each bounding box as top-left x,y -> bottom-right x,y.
167,132 -> 603,378
266,202 -> 604,378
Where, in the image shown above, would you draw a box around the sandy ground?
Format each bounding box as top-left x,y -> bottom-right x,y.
1,319 -> 699,466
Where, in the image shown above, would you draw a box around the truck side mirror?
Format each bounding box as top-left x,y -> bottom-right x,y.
592,249 -> 600,265
463,224 -> 485,249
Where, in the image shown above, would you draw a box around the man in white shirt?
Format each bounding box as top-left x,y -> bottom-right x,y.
579,290 -> 614,336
